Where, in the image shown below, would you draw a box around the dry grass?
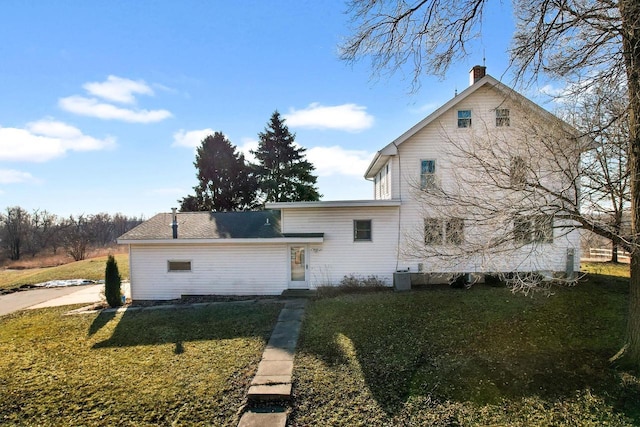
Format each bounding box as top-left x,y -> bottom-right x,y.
581,261 -> 630,278
0,254 -> 129,291
2,245 -> 128,270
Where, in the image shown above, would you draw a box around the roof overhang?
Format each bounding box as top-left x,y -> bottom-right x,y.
118,235 -> 324,245
265,199 -> 401,209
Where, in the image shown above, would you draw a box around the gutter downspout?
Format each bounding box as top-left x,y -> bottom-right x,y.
394,141 -> 402,272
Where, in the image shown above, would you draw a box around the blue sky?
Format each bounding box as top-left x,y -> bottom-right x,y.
0,0 -> 554,218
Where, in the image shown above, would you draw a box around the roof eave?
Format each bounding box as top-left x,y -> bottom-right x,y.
118,236 -> 324,245
265,199 -> 401,209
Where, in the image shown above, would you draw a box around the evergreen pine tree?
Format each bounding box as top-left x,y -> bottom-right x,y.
179,132 -> 258,211
104,254 -> 122,308
252,111 -> 321,203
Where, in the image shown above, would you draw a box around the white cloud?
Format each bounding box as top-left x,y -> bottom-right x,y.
83,75 -> 153,104
60,75 -> 173,123
59,96 -> 172,123
284,103 -> 374,132
0,169 -> 36,184
0,119 -> 116,162
238,138 -> 259,163
539,84 -> 565,98
172,128 -> 215,148
306,146 -> 375,177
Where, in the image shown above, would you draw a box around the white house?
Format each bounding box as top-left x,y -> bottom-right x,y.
118,66 -> 581,300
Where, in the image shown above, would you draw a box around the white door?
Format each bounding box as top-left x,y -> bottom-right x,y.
288,245 -> 309,289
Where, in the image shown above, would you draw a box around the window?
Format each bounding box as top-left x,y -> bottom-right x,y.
379,163 -> 390,196
420,159 -> 436,189
168,260 -> 191,272
354,220 -> 372,241
424,218 -> 443,245
457,109 -> 472,128
496,108 -> 510,127
424,218 -> 464,245
446,218 -> 464,245
510,156 -> 527,187
513,215 -> 553,244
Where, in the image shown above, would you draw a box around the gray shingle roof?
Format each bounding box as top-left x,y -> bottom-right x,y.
118,210 -> 285,240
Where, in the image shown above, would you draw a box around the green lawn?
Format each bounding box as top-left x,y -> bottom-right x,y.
291,275 -> 640,425
0,301 -> 283,426
0,254 -> 129,291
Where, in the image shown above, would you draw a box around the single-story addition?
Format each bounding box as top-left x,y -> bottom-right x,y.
117,202 -> 401,300
118,66 -> 582,300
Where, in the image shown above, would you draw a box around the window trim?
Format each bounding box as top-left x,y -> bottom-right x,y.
513,215 -> 554,245
424,218 -> 464,246
168,260 -> 192,272
420,159 -> 436,190
510,155 -> 527,187
496,108 -> 510,127
353,219 -> 373,242
457,109 -> 472,128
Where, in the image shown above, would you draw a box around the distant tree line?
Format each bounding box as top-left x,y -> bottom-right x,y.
179,111 -> 321,212
0,206 -> 143,262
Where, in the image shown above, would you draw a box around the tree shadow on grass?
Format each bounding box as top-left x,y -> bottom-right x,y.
299,283 -> 640,423
91,303 -> 283,351
88,310 -> 117,336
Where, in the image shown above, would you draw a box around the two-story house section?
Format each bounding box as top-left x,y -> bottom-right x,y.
364,65 -> 581,278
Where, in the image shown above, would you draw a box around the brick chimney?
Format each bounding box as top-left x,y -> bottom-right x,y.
469,65 -> 486,86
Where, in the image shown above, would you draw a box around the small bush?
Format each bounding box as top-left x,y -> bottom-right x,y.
449,273 -> 468,289
316,274 -> 389,298
484,273 -> 503,287
105,254 -> 122,307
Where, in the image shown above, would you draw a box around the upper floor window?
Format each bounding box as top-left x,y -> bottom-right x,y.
510,156 -> 527,187
420,159 -> 436,189
424,218 -> 464,245
496,108 -> 510,127
354,220 -> 372,241
379,163 -> 390,196
457,110 -> 472,128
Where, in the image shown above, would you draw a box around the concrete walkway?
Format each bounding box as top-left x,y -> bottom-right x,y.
238,299 -> 307,427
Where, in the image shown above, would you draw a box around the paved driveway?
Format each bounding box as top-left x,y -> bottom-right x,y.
0,282 -> 130,317
0,285 -> 99,317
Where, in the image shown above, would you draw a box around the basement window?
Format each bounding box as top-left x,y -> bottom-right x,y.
168,260 -> 192,272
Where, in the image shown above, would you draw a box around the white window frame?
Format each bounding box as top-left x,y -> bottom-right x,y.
496,108 -> 510,127
457,109 -> 472,128
424,218 -> 464,245
420,159 -> 436,190
354,219 -> 373,242
513,215 -> 553,244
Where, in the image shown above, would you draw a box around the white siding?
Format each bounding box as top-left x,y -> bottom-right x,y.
387,86 -> 581,273
129,243 -> 288,300
282,206 -> 400,287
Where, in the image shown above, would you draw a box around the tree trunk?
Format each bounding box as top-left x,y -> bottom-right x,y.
621,0 -> 640,369
612,242 -> 619,264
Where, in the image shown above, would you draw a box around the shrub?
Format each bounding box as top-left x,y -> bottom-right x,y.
105,254 -> 122,307
316,274 -> 389,298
